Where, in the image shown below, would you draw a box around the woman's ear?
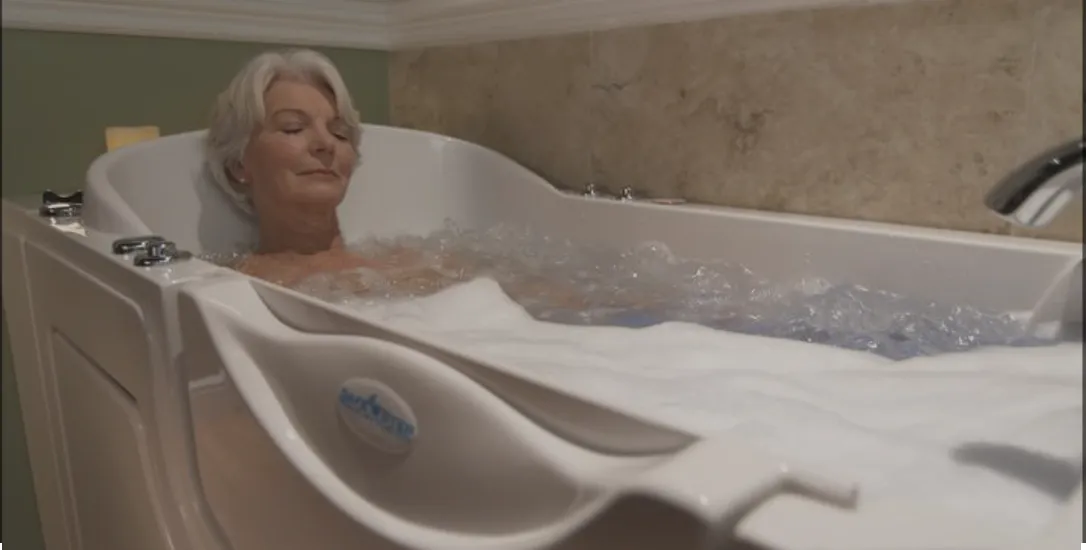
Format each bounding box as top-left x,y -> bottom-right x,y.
227,161 -> 251,187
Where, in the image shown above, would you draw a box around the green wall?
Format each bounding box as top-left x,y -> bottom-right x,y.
1,28 -> 389,549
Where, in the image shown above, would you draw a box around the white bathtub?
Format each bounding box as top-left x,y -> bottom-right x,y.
2,124 -> 1081,550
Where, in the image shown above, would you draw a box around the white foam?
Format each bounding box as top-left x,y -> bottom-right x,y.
348,277 -> 1082,542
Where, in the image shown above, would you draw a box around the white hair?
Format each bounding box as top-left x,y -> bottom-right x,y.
205,48 -> 362,217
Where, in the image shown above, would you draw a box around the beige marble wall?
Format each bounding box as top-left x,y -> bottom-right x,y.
390,0 -> 1083,241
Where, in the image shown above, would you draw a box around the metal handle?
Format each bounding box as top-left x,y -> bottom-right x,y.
133,240 -> 192,267
39,204 -> 82,218
581,183 -> 617,199
582,184 -> 641,202
112,235 -> 168,255
42,190 -> 83,205
38,189 -> 84,218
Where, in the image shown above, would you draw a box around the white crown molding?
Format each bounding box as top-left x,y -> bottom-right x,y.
2,0 -> 917,51
1,0 -> 395,50
391,0 -> 917,49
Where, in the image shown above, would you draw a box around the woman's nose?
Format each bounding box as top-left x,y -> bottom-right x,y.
309,130 -> 335,158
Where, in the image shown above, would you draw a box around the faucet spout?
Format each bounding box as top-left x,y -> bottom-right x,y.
985,137 -> 1084,227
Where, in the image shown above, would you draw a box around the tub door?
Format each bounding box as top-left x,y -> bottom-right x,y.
1,201 -> 226,550
175,275 -> 879,550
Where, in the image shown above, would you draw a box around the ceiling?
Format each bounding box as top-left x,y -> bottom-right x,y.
2,0 -> 908,50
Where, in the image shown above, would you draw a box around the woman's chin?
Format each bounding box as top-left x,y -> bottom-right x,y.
293,186 -> 347,207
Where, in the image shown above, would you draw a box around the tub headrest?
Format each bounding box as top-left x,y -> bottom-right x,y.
83,129 -> 258,254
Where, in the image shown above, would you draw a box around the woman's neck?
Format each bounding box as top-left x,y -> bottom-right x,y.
256,210 -> 344,255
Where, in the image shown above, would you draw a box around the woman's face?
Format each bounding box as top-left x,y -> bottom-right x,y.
235,78 -> 358,220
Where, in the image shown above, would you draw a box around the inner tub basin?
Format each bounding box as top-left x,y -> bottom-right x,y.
4,124 -> 1080,550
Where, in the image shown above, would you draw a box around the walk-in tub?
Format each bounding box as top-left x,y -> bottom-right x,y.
2,124 -> 1082,550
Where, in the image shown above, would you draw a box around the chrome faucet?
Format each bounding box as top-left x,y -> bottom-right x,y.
581,183 -> 616,199
985,137 -> 1084,227
582,182 -> 602,197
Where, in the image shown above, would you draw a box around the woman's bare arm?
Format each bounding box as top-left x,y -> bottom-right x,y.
235,245 -> 607,311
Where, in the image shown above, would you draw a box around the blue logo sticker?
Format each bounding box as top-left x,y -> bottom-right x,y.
336,379 -> 418,454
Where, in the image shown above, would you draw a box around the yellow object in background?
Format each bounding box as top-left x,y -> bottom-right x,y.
105,126 -> 160,151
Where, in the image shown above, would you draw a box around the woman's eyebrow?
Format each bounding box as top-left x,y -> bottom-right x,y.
269,108 -> 309,119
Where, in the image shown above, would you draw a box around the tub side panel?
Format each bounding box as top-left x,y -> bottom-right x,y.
1,229 -> 77,550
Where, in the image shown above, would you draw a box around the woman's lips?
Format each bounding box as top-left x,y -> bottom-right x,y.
299,169 -> 338,178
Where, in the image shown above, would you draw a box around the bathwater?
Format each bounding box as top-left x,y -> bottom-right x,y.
282,222 -> 1048,361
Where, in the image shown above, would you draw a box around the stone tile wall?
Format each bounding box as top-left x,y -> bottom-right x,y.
391,0 -> 1083,241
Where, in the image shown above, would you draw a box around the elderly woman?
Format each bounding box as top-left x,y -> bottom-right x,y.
204,48 -> 597,309
206,49 -> 469,294
205,48 -> 377,286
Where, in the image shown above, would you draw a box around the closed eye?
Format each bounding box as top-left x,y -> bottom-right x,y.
330,125 -> 351,141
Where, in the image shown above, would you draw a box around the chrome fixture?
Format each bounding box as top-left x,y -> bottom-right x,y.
112,235 -> 168,255
577,182 -> 686,204
38,190 -> 83,218
581,183 -> 620,199
133,240 -> 192,267
985,137 -> 1084,227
